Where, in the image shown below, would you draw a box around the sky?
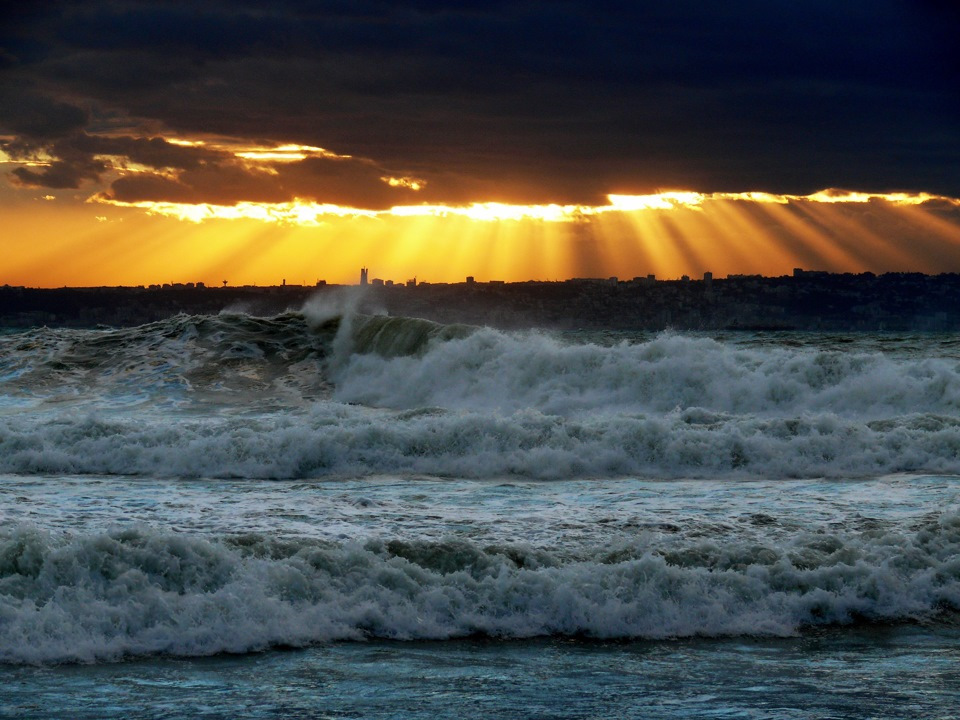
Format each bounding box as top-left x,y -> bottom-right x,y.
1,0 -> 959,286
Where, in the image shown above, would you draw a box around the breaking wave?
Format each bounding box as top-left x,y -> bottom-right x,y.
2,312 -> 960,479
2,513 -> 958,664
2,407 -> 960,479
334,326 -> 960,417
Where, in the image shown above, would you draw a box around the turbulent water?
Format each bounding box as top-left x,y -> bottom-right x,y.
1,305 -> 959,717
3,311 -> 960,480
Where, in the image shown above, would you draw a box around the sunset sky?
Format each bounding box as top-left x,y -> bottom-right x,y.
2,1 -> 959,286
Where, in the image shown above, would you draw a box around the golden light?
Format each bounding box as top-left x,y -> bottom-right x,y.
0,148 -> 53,168
165,138 -> 206,147
382,176 -> 426,191
388,202 -> 588,222
802,190 -> 954,205
92,190 -> 960,224
606,192 -> 706,211
3,187 -> 959,288
233,144 -> 348,162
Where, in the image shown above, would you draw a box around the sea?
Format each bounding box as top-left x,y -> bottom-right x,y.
1,298 -> 959,719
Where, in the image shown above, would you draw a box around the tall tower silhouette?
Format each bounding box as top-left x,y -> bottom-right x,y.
360,267 -> 369,285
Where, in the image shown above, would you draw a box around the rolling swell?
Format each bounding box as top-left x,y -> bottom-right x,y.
348,314 -> 474,357
0,312 -> 467,409
2,513 -> 959,664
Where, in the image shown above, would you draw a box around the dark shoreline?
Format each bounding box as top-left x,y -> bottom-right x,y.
3,271 -> 960,331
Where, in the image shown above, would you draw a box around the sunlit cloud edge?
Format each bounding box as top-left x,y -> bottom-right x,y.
90,190 -> 960,225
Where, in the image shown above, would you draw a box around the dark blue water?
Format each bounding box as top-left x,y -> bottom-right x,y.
4,626 -> 959,719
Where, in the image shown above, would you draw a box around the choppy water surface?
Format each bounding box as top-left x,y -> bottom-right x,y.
2,312 -> 960,717
4,628 -> 960,720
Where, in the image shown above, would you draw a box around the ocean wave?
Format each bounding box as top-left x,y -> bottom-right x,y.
2,313 -> 960,479
3,312 -> 959,418
2,515 -> 958,664
1,407 -> 960,480
334,326 -> 960,417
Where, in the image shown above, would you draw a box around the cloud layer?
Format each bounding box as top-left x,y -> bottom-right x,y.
2,1 -> 959,207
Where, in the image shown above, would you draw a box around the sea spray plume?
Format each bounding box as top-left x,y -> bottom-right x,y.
301,286 -> 378,328
300,286 -> 382,374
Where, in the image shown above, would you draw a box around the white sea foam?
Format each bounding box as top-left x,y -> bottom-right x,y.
336,326 -> 960,417
1,406 -> 959,480
2,514 -> 958,664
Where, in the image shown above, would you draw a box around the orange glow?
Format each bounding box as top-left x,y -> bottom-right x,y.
93,190 -> 960,225
606,192 -> 705,211
232,144 -> 347,162
382,176 -> 426,191
2,188 -> 959,288
164,138 -> 206,147
1,146 -> 53,168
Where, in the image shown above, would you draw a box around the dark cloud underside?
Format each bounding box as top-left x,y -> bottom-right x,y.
1,0 -> 958,206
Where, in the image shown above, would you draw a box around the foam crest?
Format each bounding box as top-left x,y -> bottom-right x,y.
2,516 -> 958,664
4,314 -> 959,420
2,408 -> 960,480
336,329 -> 960,417
3,317 -> 960,479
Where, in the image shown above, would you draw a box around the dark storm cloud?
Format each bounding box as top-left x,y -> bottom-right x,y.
97,151 -> 482,209
2,0 -> 958,204
0,89 -> 88,139
2,132 -> 235,189
12,159 -> 105,189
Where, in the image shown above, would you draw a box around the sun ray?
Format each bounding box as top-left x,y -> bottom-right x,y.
7,189 -> 960,287
656,210 -> 712,276
797,200 -> 917,271
749,199 -> 859,271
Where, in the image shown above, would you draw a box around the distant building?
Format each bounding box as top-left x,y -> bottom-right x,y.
360,267 -> 369,285
793,268 -> 830,279
466,276 -> 475,284
372,278 -> 384,286
406,278 -> 417,287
